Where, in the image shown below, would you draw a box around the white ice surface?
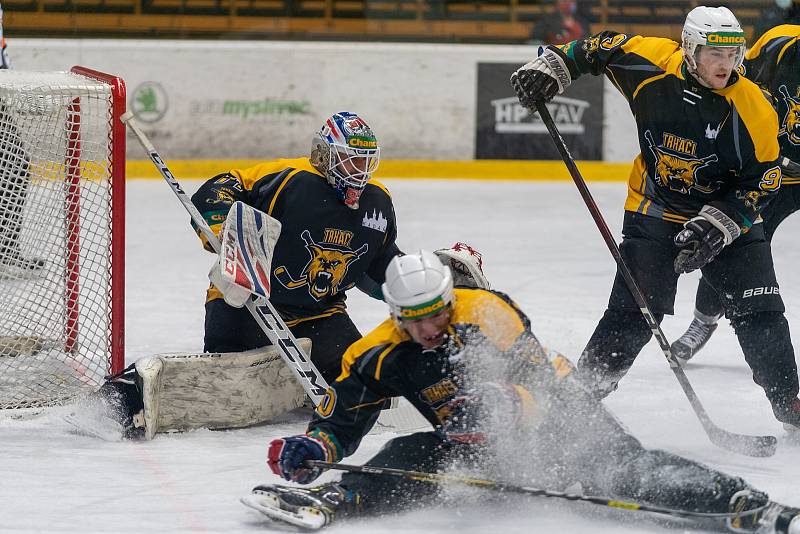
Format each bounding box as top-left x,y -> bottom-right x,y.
3,178 -> 800,533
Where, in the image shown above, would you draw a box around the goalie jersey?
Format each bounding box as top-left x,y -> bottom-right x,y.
191,157 -> 400,323
304,288 -> 578,462
554,32 -> 782,231
744,24 -> 800,184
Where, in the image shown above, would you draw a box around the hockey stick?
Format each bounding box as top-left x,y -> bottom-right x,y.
120,111 -> 328,404
306,460 -> 766,521
533,100 -> 777,458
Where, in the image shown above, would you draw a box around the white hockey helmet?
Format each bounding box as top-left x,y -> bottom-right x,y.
681,6 -> 746,73
383,250 -> 455,322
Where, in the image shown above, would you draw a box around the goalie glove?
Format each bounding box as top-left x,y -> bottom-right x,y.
510,46 -> 572,109
434,242 -> 490,289
674,205 -> 741,274
208,201 -> 281,308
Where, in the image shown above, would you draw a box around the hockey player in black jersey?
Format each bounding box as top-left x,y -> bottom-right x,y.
190,111 -> 400,382
672,25 -> 800,373
242,251 -> 800,533
511,6 -> 800,429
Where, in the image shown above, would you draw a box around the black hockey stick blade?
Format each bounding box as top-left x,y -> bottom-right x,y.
672,366 -> 777,457
706,425 -> 777,457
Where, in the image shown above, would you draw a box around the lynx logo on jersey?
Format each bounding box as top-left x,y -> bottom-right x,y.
646,131 -> 719,194
777,85 -> 800,145
273,230 -> 368,300
736,189 -> 770,209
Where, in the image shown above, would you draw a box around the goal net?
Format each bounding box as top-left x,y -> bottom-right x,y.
0,66 -> 125,410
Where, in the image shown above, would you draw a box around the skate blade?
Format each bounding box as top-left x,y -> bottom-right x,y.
240,492 -> 327,530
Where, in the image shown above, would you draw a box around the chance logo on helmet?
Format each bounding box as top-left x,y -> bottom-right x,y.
383,250 -> 455,321
310,111 -> 380,210
681,6 -> 746,74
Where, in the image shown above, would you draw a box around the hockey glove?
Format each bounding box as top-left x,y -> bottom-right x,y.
268,434 -> 329,484
435,242 -> 490,289
510,46 -> 572,109
674,205 -> 741,274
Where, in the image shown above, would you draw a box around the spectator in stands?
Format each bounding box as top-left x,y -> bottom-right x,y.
754,0 -> 800,41
529,0 -> 588,45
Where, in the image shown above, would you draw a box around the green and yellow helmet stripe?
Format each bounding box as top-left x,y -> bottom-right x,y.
398,295 -> 447,320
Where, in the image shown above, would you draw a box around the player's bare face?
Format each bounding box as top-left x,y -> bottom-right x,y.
695,46 -> 739,89
402,309 -> 451,349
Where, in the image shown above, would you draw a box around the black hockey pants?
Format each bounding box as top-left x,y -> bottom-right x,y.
694,183 -> 800,318
577,212 -> 798,405
204,298 -> 361,384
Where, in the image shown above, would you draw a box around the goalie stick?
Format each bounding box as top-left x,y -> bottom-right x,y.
120,111 -> 328,404
533,100 -> 777,458
304,460 -> 767,522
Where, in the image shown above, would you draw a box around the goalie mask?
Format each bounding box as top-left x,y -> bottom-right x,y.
383,250 -> 455,323
310,111 -> 380,210
681,6 -> 745,76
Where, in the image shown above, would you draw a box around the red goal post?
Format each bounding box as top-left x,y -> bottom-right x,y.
0,66 -> 125,409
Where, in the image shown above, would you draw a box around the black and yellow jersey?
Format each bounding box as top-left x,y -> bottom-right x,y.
304,288 -> 576,462
744,24 -> 800,185
555,33 -> 782,229
191,157 -> 400,322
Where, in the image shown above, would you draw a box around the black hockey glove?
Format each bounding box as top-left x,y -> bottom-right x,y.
510,46 -> 573,109
674,205 -> 741,274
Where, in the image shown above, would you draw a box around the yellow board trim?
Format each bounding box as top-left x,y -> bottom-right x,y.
127,160 -> 632,182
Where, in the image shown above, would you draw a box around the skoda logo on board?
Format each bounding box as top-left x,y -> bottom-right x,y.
131,81 -> 169,123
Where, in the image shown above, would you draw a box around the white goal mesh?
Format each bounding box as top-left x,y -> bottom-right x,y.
0,68 -> 125,409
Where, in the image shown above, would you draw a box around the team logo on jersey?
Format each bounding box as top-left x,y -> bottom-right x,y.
582,33 -> 626,61
208,187 -> 238,205
704,123 -> 720,140
273,229 -> 368,300
736,189 -> 770,209
646,131 -> 719,194
777,85 -> 800,145
362,209 -> 388,232
421,378 -> 459,405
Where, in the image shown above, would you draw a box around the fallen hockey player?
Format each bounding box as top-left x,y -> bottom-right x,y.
243,250 -> 800,533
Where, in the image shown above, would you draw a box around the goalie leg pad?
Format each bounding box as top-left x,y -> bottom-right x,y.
137,338 -> 311,439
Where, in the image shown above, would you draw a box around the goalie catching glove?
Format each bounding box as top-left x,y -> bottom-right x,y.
434,242 -> 490,289
674,205 -> 741,274
511,46 -> 573,109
